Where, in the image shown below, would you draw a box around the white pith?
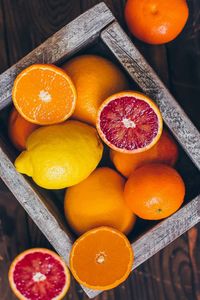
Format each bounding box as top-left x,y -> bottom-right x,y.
33,272 -> 46,282
122,118 -> 136,128
96,252 -> 106,264
39,90 -> 52,102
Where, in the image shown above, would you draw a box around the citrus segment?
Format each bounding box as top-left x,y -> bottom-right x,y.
8,108 -> 39,150
8,248 -> 70,300
70,227 -> 133,290
64,167 -> 136,235
97,91 -> 163,153
125,0 -> 189,44
62,55 -> 128,125
124,163 -> 185,220
110,130 -> 178,177
12,64 -> 77,125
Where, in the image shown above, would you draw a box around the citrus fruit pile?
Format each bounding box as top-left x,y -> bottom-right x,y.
8,53 -> 186,297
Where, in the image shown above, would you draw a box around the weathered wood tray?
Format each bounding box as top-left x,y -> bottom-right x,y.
0,3 -> 199,298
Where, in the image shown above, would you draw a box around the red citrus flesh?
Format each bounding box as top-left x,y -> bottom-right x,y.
97,91 -> 163,153
9,248 -> 70,300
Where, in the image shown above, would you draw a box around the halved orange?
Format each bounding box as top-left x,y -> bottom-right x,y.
8,248 -> 70,300
70,226 -> 134,290
96,91 -> 163,153
12,64 -> 77,125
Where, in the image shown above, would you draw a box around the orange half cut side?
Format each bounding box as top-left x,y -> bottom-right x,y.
70,226 -> 134,290
12,64 -> 77,125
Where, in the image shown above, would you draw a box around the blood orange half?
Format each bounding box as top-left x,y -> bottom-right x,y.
96,91 -> 163,153
8,248 -> 70,300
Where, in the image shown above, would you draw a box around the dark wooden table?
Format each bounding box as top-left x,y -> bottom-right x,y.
0,1 -> 200,299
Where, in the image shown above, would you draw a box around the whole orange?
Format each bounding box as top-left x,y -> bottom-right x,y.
64,167 -> 136,235
62,55 -> 128,125
125,0 -> 189,44
124,163 -> 185,220
110,130 -> 178,177
8,108 -> 39,150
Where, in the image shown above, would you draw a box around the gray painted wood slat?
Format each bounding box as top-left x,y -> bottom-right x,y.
0,142 -> 73,262
85,194 -> 200,298
0,2 -> 115,110
0,3 -> 115,298
132,195 -> 200,270
101,22 -> 200,171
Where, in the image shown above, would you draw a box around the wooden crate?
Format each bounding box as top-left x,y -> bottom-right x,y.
0,3 -> 199,298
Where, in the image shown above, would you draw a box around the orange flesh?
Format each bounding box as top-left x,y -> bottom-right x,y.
70,227 -> 133,290
12,65 -> 76,125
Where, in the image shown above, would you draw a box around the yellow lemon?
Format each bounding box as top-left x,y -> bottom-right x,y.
15,120 -> 103,189
62,55 -> 129,125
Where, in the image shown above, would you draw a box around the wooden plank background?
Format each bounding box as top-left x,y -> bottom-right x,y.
0,1 -> 199,299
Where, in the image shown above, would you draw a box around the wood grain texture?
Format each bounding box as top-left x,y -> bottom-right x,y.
0,141 -> 73,261
101,21 -> 200,171
188,227 -> 200,299
0,2 -> 83,300
0,185 -> 30,300
81,0 -> 126,26
0,2 -> 114,110
132,195 -> 200,271
0,1 -> 8,73
0,3 -> 116,299
91,2 -> 200,299
0,1 -> 200,300
85,196 -> 200,299
1,0 -> 81,66
165,0 -> 200,130
129,234 -> 196,300
0,3 -> 33,300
